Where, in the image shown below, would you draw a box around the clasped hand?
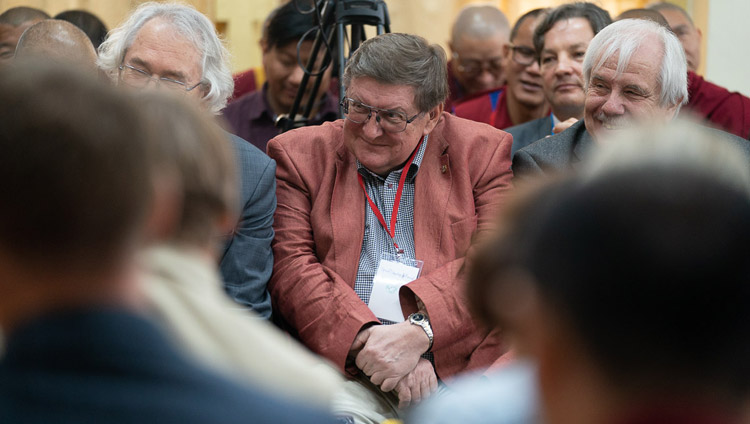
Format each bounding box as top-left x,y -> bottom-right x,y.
350,321 -> 434,402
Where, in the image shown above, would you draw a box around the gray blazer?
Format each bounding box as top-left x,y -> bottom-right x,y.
512,119 -> 750,183
506,115 -> 554,158
219,133 -> 276,319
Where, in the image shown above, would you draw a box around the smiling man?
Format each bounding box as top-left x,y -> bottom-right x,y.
506,3 -> 611,156
98,3 -> 276,319
223,1 -> 338,152
512,19 -> 695,180
267,33 -> 513,424
454,9 -> 549,131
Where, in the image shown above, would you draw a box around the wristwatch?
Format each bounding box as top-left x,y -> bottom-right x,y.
408,312 -> 434,351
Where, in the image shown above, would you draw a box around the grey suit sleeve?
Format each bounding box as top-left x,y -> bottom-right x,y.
512,149 -> 544,182
219,154 -> 276,319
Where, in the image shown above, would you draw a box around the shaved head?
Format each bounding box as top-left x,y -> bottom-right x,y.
0,6 -> 50,65
15,19 -> 97,72
451,5 -> 510,45
616,8 -> 669,27
0,6 -> 49,26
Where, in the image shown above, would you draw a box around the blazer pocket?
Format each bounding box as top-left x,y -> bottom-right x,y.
450,215 -> 478,258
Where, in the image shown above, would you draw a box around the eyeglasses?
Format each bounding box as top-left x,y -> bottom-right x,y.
510,45 -> 537,66
453,54 -> 504,77
340,97 -> 421,133
118,64 -> 203,92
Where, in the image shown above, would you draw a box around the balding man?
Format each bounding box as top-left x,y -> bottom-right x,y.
15,19 -> 97,73
512,19 -> 750,181
644,3 -> 750,139
647,2 -> 702,72
0,6 -> 49,65
446,5 -> 510,111
454,9 -> 549,131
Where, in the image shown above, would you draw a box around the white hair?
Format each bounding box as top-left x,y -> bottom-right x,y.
97,2 -> 233,114
583,18 -> 688,113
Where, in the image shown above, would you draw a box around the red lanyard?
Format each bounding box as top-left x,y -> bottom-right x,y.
357,138 -> 423,254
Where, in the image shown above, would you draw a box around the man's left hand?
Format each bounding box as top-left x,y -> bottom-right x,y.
355,321 -> 431,392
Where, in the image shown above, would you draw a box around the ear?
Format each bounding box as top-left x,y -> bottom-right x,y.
422,103 -> 444,136
260,37 -> 270,54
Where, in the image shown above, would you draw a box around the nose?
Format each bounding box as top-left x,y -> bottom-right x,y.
600,92 -> 625,115
526,59 -> 541,77
555,55 -> 574,76
288,66 -> 305,88
475,69 -> 498,88
361,111 -> 383,139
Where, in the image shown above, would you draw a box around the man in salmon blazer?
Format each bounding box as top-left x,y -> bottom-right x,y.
267,33 -> 514,423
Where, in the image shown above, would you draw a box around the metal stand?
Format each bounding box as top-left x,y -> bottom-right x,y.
276,0 -> 390,133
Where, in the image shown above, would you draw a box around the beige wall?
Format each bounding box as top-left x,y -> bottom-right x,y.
0,0 -> 710,77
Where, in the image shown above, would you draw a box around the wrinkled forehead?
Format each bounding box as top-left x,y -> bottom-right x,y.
589,35 -> 663,83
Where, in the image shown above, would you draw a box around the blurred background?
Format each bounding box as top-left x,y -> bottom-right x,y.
1,0 -> 745,95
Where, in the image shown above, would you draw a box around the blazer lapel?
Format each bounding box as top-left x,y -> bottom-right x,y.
330,142 -> 366,287
413,124 -> 452,275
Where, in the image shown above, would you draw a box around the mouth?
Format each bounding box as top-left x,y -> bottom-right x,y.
595,113 -> 629,131
519,80 -> 542,91
555,81 -> 582,92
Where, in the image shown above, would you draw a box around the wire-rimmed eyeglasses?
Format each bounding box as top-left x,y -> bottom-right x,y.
119,63 -> 204,93
340,97 -> 422,133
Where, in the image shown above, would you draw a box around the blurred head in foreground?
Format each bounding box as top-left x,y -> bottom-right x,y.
469,120 -> 750,424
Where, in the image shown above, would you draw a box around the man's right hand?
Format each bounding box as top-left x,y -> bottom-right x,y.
393,358 -> 438,409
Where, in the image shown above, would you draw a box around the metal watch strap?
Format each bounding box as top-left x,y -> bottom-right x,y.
409,312 -> 434,351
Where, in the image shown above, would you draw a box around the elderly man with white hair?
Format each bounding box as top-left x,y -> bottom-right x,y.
512,18 -> 750,180
98,2 -> 276,319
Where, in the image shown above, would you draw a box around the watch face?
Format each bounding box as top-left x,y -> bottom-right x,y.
411,313 -> 425,322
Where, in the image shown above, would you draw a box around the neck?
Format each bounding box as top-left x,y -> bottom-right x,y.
0,254 -> 144,336
506,90 -> 549,126
266,90 -> 322,119
552,106 -> 584,122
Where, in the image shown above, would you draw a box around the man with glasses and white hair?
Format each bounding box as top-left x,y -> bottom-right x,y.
267,32 -> 513,423
512,18 -> 749,181
98,2 -> 276,319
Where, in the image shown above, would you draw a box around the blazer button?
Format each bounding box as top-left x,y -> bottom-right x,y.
441,164 -> 447,174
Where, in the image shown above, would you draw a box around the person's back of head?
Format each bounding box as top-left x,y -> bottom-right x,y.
54,10 -> 108,49
137,93 -> 238,252
615,8 -> 669,27
0,6 -> 49,26
0,6 -> 50,64
0,59 -> 152,331
470,119 -> 750,424
14,19 -> 98,73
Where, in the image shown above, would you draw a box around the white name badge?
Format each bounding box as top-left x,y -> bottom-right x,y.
368,253 -> 424,322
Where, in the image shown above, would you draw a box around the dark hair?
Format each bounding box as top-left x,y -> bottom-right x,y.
510,8 -> 546,42
263,1 -> 319,49
470,166 -> 750,402
0,60 -> 152,269
0,6 -> 49,26
533,2 -> 612,57
343,33 -> 447,112
54,10 -> 108,48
